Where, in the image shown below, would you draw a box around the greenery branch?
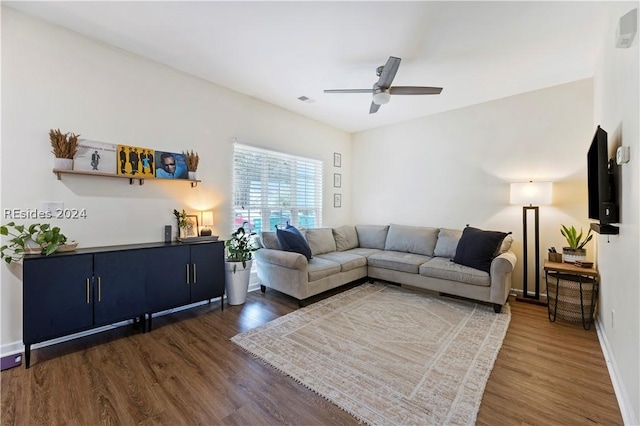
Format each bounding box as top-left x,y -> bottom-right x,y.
225,227 -> 258,273
561,225 -> 593,249
0,222 -> 67,264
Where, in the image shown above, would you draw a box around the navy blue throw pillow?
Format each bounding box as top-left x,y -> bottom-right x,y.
452,227 -> 508,273
276,225 -> 312,260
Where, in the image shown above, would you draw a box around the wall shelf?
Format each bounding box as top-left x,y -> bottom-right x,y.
53,169 -> 201,187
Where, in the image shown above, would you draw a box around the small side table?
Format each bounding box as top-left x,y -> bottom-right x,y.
544,260 -> 599,330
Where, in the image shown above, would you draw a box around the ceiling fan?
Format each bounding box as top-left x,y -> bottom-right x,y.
324,56 -> 443,114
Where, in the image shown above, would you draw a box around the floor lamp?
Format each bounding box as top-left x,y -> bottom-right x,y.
510,181 -> 553,305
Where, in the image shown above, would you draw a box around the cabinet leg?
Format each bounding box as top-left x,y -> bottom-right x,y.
260,285 -> 266,293
25,345 -> 31,369
147,314 -> 153,332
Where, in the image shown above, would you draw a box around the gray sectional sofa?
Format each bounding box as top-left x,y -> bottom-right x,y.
255,224 -> 516,313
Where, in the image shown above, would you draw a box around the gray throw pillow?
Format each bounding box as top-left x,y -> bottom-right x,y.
356,225 -> 389,250
305,228 -> 337,256
384,223 -> 439,256
498,234 -> 513,254
333,225 -> 359,251
260,231 -> 282,250
434,228 -> 463,258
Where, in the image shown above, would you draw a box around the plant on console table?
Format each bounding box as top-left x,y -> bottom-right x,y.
50,128 -> 80,170
0,223 -> 69,264
560,225 -> 593,264
224,226 -> 258,305
173,209 -> 188,239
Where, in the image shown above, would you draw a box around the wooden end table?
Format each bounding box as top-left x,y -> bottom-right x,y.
544,260 -> 599,330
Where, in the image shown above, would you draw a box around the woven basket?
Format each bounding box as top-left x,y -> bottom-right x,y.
547,273 -> 597,322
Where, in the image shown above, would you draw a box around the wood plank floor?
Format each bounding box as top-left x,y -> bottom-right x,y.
1,285 -> 622,425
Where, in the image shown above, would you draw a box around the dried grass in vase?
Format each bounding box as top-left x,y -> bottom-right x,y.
49,128 -> 80,159
184,150 -> 200,172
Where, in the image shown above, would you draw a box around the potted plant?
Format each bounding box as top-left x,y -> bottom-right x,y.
0,222 -> 68,264
224,226 -> 258,305
183,150 -> 199,180
50,128 -> 80,170
561,225 -> 593,264
173,209 -> 188,239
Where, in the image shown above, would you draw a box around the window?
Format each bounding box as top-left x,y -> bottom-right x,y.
232,143 -> 323,234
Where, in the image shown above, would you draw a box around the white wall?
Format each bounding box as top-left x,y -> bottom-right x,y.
352,79 -> 595,294
593,4 -> 640,424
0,8 -> 351,346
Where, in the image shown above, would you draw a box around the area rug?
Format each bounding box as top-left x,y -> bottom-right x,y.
231,282 -> 511,425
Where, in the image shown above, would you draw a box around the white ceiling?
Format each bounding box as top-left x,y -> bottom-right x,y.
4,1 -> 615,133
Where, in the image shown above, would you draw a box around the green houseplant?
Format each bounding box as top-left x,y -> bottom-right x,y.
224,226 -> 259,305
0,222 -> 68,264
560,225 -> 593,263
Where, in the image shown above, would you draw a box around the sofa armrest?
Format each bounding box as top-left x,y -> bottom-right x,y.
489,250 -> 517,306
255,248 -> 308,270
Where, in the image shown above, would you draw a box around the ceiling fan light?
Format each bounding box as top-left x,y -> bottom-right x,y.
372,91 -> 391,105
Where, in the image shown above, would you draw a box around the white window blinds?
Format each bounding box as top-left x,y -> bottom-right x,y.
232,143 -> 323,233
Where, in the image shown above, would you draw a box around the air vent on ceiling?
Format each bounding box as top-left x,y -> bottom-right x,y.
297,96 -> 316,103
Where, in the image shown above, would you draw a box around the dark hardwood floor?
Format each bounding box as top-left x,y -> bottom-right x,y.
1,284 -> 623,425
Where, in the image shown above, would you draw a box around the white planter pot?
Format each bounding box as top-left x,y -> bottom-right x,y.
188,171 -> 197,180
225,259 -> 253,305
54,158 -> 74,170
562,247 -> 587,264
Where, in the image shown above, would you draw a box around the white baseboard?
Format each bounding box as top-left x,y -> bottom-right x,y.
595,318 -> 638,426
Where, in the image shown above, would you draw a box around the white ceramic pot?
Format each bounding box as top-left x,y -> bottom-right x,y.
562,247 -> 587,264
225,259 -> 253,305
188,171 -> 197,180
54,158 -> 74,170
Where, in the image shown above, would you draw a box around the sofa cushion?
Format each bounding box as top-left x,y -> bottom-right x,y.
276,226 -> 312,260
368,251 -> 431,274
316,252 -> 367,272
260,231 -> 282,250
307,257 -> 341,282
420,257 -> 491,287
434,228 -> 463,258
355,225 -> 389,250
333,225 -> 359,251
343,247 -> 382,258
453,227 -> 508,273
305,228 -> 337,256
384,224 -> 439,257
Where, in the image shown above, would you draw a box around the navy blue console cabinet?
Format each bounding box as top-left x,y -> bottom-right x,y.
22,240 -> 224,368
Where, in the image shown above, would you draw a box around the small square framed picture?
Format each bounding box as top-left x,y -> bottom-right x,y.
333,173 -> 342,188
334,193 -> 342,208
333,152 -> 342,168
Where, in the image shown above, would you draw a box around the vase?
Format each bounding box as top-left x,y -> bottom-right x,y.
188,171 -> 197,180
225,259 -> 253,305
54,157 -> 73,170
178,226 -> 187,240
562,247 -> 587,264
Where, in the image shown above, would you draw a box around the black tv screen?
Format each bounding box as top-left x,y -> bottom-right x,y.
587,125 -> 615,221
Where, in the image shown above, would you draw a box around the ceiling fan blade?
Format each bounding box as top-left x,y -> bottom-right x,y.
376,56 -> 401,89
324,89 -> 374,94
389,86 -> 443,95
369,102 -> 381,114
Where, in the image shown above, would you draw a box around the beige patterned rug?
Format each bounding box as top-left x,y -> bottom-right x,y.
231,282 -> 511,425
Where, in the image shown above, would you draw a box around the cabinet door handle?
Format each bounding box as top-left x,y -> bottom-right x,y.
186,264 -> 190,284
86,278 -> 90,304
193,263 -> 197,284
98,276 -> 101,302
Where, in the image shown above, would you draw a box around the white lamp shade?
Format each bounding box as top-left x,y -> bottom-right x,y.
510,181 -> 553,206
201,210 -> 214,226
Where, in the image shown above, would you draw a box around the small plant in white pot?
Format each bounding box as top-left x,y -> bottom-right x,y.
560,225 -> 593,264
224,226 -> 258,305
